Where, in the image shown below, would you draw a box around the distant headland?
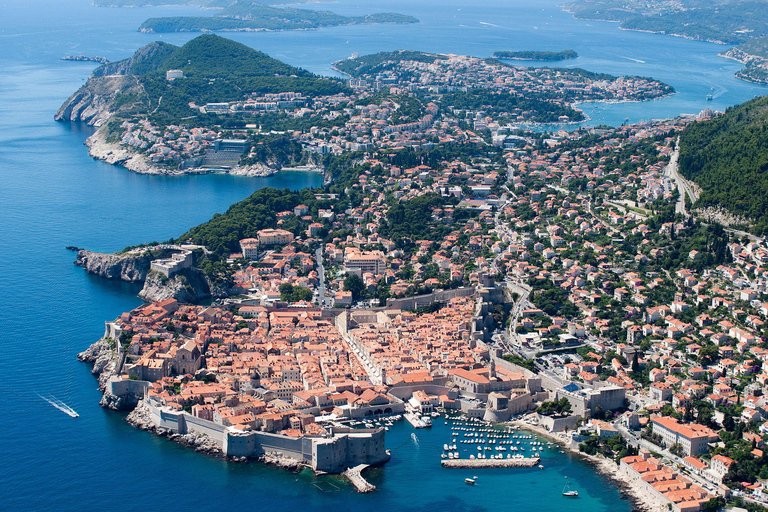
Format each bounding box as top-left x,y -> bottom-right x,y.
493,50 -> 578,62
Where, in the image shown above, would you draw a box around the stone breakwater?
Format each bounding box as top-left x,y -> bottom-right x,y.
441,457 -> 540,468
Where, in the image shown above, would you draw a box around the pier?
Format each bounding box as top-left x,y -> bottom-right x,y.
404,412 -> 429,428
343,464 -> 376,492
441,457 -> 540,469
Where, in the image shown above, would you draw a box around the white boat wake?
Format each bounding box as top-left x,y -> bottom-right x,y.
478,21 -> 504,29
411,432 -> 420,448
38,394 -> 78,417
623,56 -> 646,64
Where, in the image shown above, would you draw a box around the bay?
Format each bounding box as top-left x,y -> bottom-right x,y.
0,0 -> 762,509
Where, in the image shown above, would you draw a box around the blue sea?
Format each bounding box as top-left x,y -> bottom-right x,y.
0,0 -> 764,510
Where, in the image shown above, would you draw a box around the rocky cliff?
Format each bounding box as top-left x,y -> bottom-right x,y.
55,74 -> 143,126
127,400 -> 224,457
84,128 -> 162,174
74,249 -> 170,282
138,267 -> 226,303
77,337 -> 117,392
54,41 -> 172,126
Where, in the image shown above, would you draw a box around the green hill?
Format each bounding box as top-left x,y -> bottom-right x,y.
139,1 -> 417,33
93,34 -> 348,123
679,95 -> 768,233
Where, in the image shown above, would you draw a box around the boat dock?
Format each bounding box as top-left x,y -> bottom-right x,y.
404,412 -> 429,428
441,457 -> 540,469
343,464 -> 376,493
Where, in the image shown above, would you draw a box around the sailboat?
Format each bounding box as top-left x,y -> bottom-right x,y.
563,477 -> 578,497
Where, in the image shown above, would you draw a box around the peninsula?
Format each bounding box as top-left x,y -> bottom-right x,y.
66,33 -> 768,510
77,100 -> 764,510
138,1 -> 418,33
493,50 -> 578,62
564,0 -> 768,84
55,37 -> 673,177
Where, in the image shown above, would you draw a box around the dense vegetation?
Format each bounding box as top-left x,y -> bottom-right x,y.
239,135 -> 306,168
679,95 -> 768,233
567,0 -> 768,45
380,193 -> 465,247
440,89 -> 584,123
94,35 -> 348,124
139,2 -> 417,33
334,50 -> 447,78
736,36 -> 768,59
493,50 -> 578,61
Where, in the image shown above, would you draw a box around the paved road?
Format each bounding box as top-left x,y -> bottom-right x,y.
663,137 -> 698,216
316,246 -> 329,308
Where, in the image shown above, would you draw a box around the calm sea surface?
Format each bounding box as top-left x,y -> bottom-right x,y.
0,0 -> 764,509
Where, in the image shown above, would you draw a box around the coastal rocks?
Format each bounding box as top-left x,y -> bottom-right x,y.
55,41 -> 171,126
99,390 -> 140,411
127,401 -> 224,457
138,267 -> 215,303
85,128 -> 162,174
126,400 -> 154,430
75,249 -> 164,282
260,452 -> 302,471
228,163 -> 278,177
77,337 -> 118,391
54,74 -> 142,126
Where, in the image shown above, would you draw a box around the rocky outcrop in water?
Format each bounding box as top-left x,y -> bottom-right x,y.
84,128 -> 161,174
75,249 -> 170,282
77,337 -> 117,391
127,400 -> 224,457
100,390 -> 141,411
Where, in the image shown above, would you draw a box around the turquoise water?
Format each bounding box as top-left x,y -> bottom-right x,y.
0,0 -> 763,509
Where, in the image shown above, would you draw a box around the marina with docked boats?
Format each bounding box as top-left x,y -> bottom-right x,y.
330,408 -> 587,497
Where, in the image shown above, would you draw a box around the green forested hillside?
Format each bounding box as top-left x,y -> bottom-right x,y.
95,35 -> 348,123
679,95 -> 768,233
493,50 -> 578,61
139,2 -> 417,33
567,0 -> 768,45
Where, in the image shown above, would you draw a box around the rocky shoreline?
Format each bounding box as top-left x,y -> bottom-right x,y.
74,248 -> 231,303
77,337 -> 118,392
510,420 -> 656,512
86,128 -> 327,179
127,400 -> 226,457
126,399 -> 307,468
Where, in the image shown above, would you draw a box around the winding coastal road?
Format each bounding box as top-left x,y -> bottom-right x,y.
663,137 -> 698,216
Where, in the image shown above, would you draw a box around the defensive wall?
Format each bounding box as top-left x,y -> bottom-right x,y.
144,398 -> 388,473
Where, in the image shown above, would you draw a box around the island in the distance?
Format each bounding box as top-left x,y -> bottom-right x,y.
138,1 -> 418,33
62,55 -> 111,64
563,0 -> 768,84
493,50 -> 578,62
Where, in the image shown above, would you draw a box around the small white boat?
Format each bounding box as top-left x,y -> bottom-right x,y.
465,477 -> 477,485
563,478 -> 579,497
